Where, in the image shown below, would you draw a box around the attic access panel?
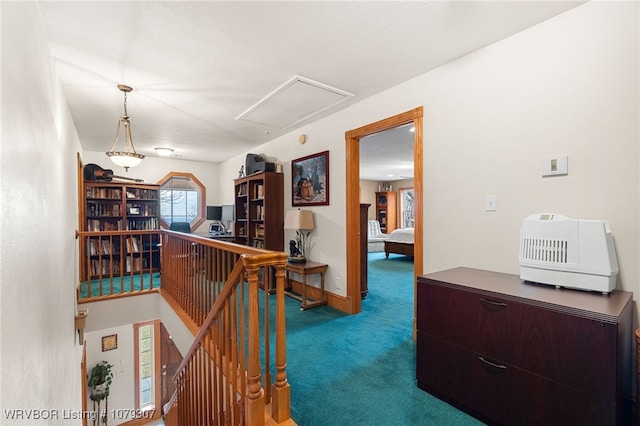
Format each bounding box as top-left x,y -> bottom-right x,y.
236,75 -> 354,129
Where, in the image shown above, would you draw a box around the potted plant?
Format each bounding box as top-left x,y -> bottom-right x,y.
88,361 -> 113,402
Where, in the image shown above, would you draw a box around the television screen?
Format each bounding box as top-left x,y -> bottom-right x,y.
207,205 -> 222,221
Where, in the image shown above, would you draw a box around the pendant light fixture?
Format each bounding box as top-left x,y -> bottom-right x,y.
106,84 -> 145,171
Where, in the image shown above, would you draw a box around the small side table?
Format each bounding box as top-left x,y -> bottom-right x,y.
285,261 -> 328,310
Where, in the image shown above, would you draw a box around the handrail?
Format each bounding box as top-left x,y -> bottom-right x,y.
76,229 -> 292,425
76,229 -> 162,301
173,259 -> 246,375
162,230 -> 290,426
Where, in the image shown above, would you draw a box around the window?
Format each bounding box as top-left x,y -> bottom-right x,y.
400,188 -> 414,228
134,320 -> 160,411
158,172 -> 206,230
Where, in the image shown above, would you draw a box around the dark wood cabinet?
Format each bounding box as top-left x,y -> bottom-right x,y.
233,171 -> 283,251
375,191 -> 396,234
359,203 -> 370,299
417,267 -> 632,426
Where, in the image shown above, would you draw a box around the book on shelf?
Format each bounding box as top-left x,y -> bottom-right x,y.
127,217 -> 158,230
86,187 -> 122,199
87,219 -> 123,231
88,203 -> 121,217
88,238 -> 117,256
254,184 -> 264,199
126,237 -> 140,253
126,256 -> 142,272
91,258 -> 121,276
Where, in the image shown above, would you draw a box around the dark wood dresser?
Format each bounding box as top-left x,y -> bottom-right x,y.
359,203 -> 370,299
416,267 -> 633,425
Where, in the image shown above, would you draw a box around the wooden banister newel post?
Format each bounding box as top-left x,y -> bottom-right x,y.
271,259 -> 291,422
244,260 -> 265,426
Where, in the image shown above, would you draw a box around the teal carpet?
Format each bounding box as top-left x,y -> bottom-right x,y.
79,272 -> 161,298
275,252 -> 484,426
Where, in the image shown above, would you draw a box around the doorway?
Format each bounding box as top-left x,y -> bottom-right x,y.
345,107 -> 424,315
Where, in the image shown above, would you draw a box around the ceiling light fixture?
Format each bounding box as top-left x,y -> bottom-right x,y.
106,84 -> 145,171
154,147 -> 174,157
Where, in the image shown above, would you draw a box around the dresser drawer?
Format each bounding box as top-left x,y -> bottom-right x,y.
513,303 -> 617,397
417,331 -> 508,425
417,281 -> 522,362
504,362 -> 615,426
417,331 -> 615,426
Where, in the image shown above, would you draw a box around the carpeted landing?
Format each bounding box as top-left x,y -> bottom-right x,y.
278,252 -> 484,426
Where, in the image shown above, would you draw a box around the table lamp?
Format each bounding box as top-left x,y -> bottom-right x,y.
284,209 -> 314,263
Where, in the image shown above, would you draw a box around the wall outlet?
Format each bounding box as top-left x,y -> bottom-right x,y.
335,276 -> 341,290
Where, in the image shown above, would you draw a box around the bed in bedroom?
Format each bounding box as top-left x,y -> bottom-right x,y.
384,227 -> 414,258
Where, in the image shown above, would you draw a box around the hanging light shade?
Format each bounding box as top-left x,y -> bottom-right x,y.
106,84 -> 145,171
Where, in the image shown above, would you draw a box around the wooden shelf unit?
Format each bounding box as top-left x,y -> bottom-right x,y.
81,181 -> 161,280
375,191 -> 396,234
233,172 -> 284,251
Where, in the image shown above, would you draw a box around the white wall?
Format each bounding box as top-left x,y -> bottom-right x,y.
80,294 -> 193,423
84,325 -> 134,425
219,1 -> 640,321
420,2 -> 639,286
360,180 -> 378,220
81,293 -> 193,367
1,2 -> 85,424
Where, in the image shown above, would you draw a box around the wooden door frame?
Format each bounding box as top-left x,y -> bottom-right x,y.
345,107 -> 424,314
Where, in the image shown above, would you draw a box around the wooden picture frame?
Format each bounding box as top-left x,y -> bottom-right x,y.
102,334 -> 118,351
292,150 -> 329,206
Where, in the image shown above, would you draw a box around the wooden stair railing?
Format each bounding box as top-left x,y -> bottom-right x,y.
161,230 -> 290,426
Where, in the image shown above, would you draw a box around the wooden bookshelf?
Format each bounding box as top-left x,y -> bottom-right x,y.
81,181 -> 161,280
233,172 -> 284,251
375,191 -> 397,234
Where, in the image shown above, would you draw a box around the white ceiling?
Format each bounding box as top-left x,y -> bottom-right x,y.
360,124 -> 415,181
37,1 -> 583,179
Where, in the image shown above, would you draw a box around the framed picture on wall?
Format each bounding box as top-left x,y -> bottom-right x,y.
292,150 -> 329,206
102,334 -> 117,351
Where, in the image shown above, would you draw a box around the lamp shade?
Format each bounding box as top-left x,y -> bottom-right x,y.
284,209 -> 314,230
106,85 -> 144,171
207,206 -> 222,221
221,204 -> 234,221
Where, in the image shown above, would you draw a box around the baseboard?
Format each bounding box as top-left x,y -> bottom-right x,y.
286,278 -> 351,313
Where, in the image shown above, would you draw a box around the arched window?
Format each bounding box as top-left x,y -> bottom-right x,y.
157,172 -> 206,230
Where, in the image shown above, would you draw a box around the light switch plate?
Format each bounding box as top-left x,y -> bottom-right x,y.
542,156 -> 568,177
485,195 -> 497,212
